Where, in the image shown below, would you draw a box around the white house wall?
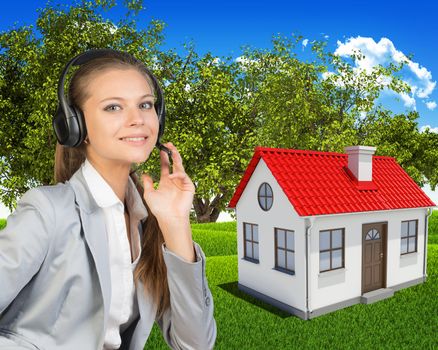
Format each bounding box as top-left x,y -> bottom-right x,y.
309,207 -> 427,311
236,159 -> 307,312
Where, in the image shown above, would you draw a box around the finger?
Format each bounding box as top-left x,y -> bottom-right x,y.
165,142 -> 185,173
141,174 -> 154,194
168,172 -> 193,191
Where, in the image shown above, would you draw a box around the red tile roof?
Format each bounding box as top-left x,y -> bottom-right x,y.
228,147 -> 436,216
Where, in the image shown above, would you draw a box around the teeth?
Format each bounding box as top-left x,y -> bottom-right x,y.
123,137 -> 146,141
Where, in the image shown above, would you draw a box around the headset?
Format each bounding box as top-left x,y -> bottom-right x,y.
53,48 -> 172,161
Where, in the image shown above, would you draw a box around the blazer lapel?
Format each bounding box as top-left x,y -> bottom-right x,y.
67,167 -> 111,333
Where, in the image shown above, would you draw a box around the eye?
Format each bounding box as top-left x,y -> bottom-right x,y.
104,104 -> 121,112
140,101 -> 154,110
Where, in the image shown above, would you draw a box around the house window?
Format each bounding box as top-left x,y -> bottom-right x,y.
243,223 -> 259,263
258,183 -> 273,211
319,228 -> 344,272
401,220 -> 417,255
365,229 -> 380,240
275,228 -> 295,275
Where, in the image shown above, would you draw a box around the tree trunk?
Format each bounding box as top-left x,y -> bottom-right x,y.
193,191 -> 227,223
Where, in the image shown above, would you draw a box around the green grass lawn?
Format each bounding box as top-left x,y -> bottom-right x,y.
1,214 -> 437,349
146,213 -> 438,349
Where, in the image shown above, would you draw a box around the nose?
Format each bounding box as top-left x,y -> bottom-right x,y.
127,107 -> 144,126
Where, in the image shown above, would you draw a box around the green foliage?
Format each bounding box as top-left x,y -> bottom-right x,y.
357,109 -> 438,189
0,218 -> 6,230
155,48 -> 258,222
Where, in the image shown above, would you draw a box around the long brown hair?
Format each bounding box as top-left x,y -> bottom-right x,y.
54,51 -> 170,318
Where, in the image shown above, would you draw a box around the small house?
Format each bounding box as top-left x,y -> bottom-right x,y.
227,146 -> 435,319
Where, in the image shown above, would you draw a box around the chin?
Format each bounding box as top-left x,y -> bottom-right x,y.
130,150 -> 153,163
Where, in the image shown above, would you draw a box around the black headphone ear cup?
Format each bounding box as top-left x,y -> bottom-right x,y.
53,105 -> 70,146
73,105 -> 87,146
52,104 -> 84,147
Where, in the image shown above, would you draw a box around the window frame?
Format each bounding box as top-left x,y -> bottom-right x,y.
257,182 -> 273,211
274,228 -> 295,275
400,219 -> 418,255
243,222 -> 259,263
319,228 -> 345,273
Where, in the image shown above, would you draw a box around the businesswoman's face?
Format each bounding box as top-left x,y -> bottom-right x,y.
81,68 -> 159,167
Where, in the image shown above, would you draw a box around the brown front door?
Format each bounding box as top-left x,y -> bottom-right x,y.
362,222 -> 387,294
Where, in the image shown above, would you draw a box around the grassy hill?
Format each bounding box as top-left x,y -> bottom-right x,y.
1,212 -> 437,349
145,211 -> 438,349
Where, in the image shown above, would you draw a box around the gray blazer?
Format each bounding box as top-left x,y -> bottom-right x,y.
0,167 -> 216,350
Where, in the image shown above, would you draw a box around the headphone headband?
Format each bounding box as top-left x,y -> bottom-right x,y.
53,49 -> 166,148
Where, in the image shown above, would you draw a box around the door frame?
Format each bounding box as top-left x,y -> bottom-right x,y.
361,221 -> 388,294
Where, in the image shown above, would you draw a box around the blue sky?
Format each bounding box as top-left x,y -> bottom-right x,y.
1,0 -> 437,129
0,0 -> 437,215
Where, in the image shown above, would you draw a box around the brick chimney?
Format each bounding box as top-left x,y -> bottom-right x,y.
344,146 -> 376,182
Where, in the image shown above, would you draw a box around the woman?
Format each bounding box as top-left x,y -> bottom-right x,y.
0,49 -> 216,350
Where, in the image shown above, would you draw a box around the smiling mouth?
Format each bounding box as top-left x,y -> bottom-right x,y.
120,137 -> 148,141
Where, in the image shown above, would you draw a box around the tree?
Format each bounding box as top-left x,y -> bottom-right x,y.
239,35 -> 437,191
357,109 -> 438,190
0,1 -> 258,223
241,34 -> 410,152
2,4 -> 436,221
154,47 -> 258,222
0,0 -> 164,210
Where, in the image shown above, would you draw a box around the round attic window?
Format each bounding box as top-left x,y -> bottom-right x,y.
258,183 -> 273,211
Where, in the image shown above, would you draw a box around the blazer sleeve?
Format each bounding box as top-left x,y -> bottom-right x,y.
0,188 -> 52,314
156,242 -> 217,350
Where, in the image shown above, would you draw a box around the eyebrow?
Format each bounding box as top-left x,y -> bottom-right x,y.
99,94 -> 156,103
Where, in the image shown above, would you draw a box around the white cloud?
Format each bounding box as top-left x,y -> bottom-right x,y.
235,56 -> 258,71
426,101 -> 437,110
302,39 -> 309,48
106,22 -> 118,34
400,93 -> 416,108
334,36 -> 436,108
420,125 -> 438,133
235,56 -> 247,64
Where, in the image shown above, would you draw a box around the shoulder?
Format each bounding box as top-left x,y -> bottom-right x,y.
18,182 -> 76,228
20,182 -> 75,208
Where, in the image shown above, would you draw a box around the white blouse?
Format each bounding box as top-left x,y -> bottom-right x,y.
81,159 -> 148,349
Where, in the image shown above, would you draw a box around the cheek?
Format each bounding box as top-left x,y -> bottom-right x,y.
86,113 -> 121,141
149,115 -> 160,133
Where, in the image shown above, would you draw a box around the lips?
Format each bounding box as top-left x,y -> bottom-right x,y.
119,135 -> 149,147
120,137 -> 147,141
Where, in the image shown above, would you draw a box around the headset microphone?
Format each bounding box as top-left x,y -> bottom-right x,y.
130,143 -> 173,176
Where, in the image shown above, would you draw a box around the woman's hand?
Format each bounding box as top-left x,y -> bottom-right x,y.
141,142 -> 196,262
